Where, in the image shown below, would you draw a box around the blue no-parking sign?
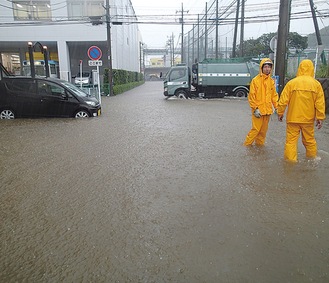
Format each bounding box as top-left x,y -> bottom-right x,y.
88,46 -> 102,61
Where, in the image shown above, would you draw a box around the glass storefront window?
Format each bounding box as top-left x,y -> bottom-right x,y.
13,1 -> 51,20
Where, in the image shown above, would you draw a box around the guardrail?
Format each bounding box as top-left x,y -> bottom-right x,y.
78,85 -> 103,104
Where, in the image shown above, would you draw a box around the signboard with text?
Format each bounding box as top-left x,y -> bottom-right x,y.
88,60 -> 102,66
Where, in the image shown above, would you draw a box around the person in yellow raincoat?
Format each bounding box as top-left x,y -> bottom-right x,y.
244,58 -> 278,146
277,59 -> 326,162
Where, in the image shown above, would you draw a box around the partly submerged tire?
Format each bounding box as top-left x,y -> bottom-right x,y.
75,110 -> 90,118
0,109 -> 15,119
176,90 -> 188,99
234,89 -> 248,97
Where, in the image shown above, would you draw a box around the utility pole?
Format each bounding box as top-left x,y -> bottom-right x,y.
204,2 -> 208,59
215,0 -> 219,59
232,0 -> 240,58
172,33 -> 175,66
197,14 -> 200,61
309,0 -> 322,46
106,0 -> 113,96
192,25 -> 195,63
181,3 -> 184,63
276,0 -> 291,94
309,0 -> 326,70
239,0 -> 245,57
177,3 -> 188,63
139,42 -> 144,74
167,34 -> 174,66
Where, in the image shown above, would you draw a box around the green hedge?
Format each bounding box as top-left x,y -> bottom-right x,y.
103,68 -> 144,95
316,64 -> 329,78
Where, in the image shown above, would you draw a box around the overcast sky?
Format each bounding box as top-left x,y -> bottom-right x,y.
130,0 -> 329,48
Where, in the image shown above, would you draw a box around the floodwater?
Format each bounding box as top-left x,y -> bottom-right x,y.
1,81 -> 329,282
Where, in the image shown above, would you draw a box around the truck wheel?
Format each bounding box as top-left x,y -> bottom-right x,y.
176,90 -> 188,99
234,89 -> 248,97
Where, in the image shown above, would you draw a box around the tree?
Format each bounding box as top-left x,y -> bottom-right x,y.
288,32 -> 308,53
237,32 -> 307,57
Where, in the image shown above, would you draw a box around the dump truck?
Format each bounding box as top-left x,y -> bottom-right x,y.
163,60 -> 260,98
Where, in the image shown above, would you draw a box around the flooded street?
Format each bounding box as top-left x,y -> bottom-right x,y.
1,81 -> 329,282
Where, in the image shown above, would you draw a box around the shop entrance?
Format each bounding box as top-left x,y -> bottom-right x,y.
1,53 -> 21,75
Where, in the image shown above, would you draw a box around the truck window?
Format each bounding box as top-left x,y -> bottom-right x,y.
170,69 -> 186,81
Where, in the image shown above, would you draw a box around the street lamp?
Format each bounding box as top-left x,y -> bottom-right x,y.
27,41 -> 49,78
28,42 -> 35,78
43,45 -> 50,78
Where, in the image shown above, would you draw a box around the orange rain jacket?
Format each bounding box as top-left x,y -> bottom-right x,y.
277,59 -> 326,123
248,58 -> 278,115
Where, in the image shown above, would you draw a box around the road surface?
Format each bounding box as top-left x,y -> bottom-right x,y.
1,81 -> 329,282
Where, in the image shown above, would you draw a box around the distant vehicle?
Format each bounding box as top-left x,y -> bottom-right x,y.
0,76 -> 101,119
162,60 -> 260,99
148,73 -> 160,81
74,72 -> 92,86
22,60 -> 60,78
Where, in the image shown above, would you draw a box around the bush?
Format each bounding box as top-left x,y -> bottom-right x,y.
103,68 -> 144,95
316,64 -> 329,78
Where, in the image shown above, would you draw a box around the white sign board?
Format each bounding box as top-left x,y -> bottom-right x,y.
88,60 -> 103,66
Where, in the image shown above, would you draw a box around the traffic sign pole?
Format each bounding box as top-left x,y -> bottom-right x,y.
87,46 -> 102,103
97,65 -> 101,105
79,60 -> 82,89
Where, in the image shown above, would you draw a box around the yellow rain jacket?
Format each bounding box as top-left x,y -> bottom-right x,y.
277,59 -> 326,123
248,58 -> 278,115
244,58 -> 278,146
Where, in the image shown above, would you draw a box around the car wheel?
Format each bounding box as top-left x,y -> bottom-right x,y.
0,109 -> 15,119
176,90 -> 188,99
234,89 -> 248,97
75,110 -> 90,118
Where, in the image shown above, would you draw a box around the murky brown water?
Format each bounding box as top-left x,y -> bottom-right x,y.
1,82 -> 329,282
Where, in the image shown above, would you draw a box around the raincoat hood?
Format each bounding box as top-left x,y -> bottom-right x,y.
296,59 -> 314,77
259,58 -> 273,76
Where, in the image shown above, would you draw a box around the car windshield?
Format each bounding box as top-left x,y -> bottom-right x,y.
76,72 -> 90,77
60,81 -> 88,97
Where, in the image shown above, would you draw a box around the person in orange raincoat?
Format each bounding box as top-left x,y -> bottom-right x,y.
244,58 -> 279,146
277,59 -> 326,162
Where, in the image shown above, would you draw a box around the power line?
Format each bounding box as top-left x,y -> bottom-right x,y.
0,9 -> 328,28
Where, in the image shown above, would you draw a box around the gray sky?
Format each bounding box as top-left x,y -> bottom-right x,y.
130,0 -> 329,48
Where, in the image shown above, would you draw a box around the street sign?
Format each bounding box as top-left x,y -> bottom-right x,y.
88,60 -> 102,66
270,36 -> 277,52
88,46 -> 102,61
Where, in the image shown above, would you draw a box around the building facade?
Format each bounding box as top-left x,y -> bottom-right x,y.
0,0 -> 141,83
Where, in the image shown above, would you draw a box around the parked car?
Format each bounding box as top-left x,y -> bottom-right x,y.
0,76 -> 101,119
74,72 -> 92,86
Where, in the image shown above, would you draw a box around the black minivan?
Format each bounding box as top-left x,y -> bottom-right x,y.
0,76 -> 101,119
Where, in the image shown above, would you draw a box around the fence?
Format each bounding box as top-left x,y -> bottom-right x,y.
79,86 -> 102,101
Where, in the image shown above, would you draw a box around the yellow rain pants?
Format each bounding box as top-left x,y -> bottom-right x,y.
284,123 -> 317,162
244,115 -> 270,146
